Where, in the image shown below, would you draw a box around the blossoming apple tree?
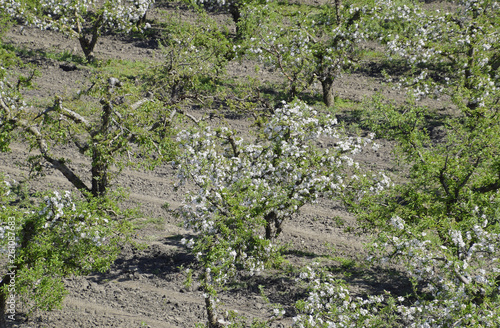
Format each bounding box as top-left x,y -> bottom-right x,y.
0,29 -> 155,324
378,0 -> 499,114
241,1 -> 372,106
0,0 -> 154,61
175,100 -> 371,326
0,176 -> 131,328
292,212 -> 500,327
292,0 -> 500,326
288,1 -> 500,326
363,0 -> 500,237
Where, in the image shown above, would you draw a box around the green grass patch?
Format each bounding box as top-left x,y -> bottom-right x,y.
1,43 -> 87,65
132,216 -> 166,231
98,58 -> 154,81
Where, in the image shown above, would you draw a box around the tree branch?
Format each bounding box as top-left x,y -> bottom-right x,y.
1,97 -> 91,196
34,97 -> 92,131
439,154 -> 451,197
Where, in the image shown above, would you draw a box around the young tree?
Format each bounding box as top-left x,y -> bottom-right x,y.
377,0 -> 499,115
361,0 -> 500,237
144,9 -> 274,122
241,1 -> 372,106
0,74 -> 176,199
0,176 -> 131,328
144,11 -> 234,110
0,0 -> 154,61
292,218 -> 500,327
0,32 -> 142,325
175,100 -> 372,326
191,0 -> 265,35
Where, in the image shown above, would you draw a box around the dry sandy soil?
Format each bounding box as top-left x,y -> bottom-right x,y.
0,1 -> 444,327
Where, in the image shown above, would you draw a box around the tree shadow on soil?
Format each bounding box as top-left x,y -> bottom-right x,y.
86,234 -> 196,284
226,273 -> 306,318
357,59 -> 411,79
2,43 -> 88,67
338,101 -> 451,144
341,265 -> 413,297
222,245 -> 414,319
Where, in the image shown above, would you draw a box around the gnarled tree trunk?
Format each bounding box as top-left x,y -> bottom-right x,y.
229,3 -> 242,38
77,15 -> 103,62
321,77 -> 336,108
205,295 -> 223,328
264,211 -> 282,240
91,155 -> 109,198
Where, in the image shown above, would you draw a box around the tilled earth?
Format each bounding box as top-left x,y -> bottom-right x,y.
0,2 -> 421,327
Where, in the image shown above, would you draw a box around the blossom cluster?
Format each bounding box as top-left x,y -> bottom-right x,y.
175,100 -> 370,306
241,3 -> 371,97
0,0 -> 154,45
375,213 -> 500,326
38,191 -> 109,246
0,173 -> 126,312
0,179 -> 112,252
295,206 -> 500,328
293,266 -> 393,327
378,216 -> 500,295
377,0 -> 499,105
294,214 -> 500,327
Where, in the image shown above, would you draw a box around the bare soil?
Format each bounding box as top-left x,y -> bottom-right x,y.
0,2 -> 431,327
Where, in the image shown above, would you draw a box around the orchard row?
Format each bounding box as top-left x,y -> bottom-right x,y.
0,0 -> 499,327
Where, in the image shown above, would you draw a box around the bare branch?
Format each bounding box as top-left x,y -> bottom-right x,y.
34,98 -> 92,131
60,106 -> 92,130
174,109 -> 203,125
131,98 -> 150,111
454,267 -> 470,285
439,154 -> 451,197
19,118 -> 91,195
455,156 -> 481,199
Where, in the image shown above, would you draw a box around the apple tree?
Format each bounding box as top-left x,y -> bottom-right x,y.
0,0 -> 155,61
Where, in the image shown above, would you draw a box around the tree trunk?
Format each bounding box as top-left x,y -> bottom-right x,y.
205,295 -> 222,328
136,10 -> 148,28
91,155 -> 108,198
491,53 -> 500,73
321,78 -> 335,107
78,37 -> 96,63
136,1 -> 154,28
335,0 -> 341,23
43,155 -> 91,196
137,12 -> 147,27
264,211 -> 282,240
78,16 -> 102,63
229,4 -> 241,38
90,95 -> 114,198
